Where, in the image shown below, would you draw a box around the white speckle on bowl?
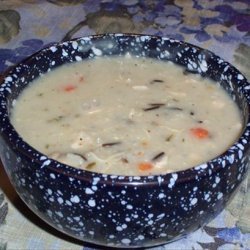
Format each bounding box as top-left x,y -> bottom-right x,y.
5,76 -> 13,83
41,159 -> 51,169
62,49 -> 68,57
85,187 -> 94,194
138,235 -> 145,240
121,238 -> 131,244
49,173 -> 56,179
57,197 -> 64,204
88,198 -> 96,207
92,47 -> 102,56
93,177 -> 100,185
47,188 -> 52,195
158,193 -> 165,199
116,226 -> 123,231
168,173 -> 178,188
148,220 -> 153,225
55,211 -> 63,217
75,56 -> 82,61
195,163 -> 207,170
157,213 -> 165,220
126,204 -> 133,210
157,176 -> 164,185
70,195 -> 80,203
217,192 -> 223,200
204,193 -> 210,200
237,74 -> 244,80
215,176 -> 220,184
228,155 -> 234,164
65,200 -> 72,206
148,213 -> 154,219
73,216 -> 80,221
121,200 -> 126,205
50,46 -> 57,52
190,197 -> 198,206
49,197 -> 54,202
72,41 -> 78,50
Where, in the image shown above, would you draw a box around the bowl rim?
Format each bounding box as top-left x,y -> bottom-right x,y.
0,33 -> 249,186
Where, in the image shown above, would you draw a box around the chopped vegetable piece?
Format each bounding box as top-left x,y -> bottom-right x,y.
47,115 -> 64,123
143,103 -> 165,111
149,103 -> 165,106
74,153 -> 87,161
143,106 -> 161,111
150,79 -> 164,84
138,162 -> 154,171
63,84 -> 77,92
166,134 -> 174,142
121,158 -> 129,163
152,152 -> 165,161
190,127 -> 209,139
102,142 -> 121,147
86,162 -> 96,169
167,107 -> 183,111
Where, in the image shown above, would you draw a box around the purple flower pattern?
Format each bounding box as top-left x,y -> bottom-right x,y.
0,0 -> 249,74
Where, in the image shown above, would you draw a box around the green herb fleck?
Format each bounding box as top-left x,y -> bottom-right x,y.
150,79 -> 164,84
47,115 -> 64,123
166,134 -> 174,142
86,162 -> 96,169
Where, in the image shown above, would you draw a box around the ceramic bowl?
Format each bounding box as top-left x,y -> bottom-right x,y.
0,34 -> 249,248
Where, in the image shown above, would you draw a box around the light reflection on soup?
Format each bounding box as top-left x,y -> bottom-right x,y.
11,56 -> 242,175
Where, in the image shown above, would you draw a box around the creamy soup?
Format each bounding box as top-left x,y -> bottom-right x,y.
11,56 -> 242,175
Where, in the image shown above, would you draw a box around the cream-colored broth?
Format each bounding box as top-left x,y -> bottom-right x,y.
11,56 -> 242,175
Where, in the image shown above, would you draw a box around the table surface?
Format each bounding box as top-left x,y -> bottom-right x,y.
0,1 -> 249,249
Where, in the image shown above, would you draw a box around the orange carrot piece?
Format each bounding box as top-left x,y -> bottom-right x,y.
138,162 -> 154,171
190,127 -> 209,139
63,84 -> 77,92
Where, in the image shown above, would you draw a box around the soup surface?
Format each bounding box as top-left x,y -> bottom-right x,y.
11,56 -> 242,175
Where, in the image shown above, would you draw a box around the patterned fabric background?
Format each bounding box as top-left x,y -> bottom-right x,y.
0,0 -> 249,249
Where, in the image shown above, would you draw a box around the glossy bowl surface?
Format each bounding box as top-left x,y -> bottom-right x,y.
0,34 -> 249,248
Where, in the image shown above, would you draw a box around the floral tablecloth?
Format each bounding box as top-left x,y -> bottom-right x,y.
0,1 -> 249,249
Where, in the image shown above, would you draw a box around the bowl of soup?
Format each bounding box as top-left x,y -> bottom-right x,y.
0,34 -> 249,248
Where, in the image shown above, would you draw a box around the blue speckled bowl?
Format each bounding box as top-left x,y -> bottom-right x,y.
0,34 -> 249,248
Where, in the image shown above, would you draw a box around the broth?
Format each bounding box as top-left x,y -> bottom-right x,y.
11,56 -> 242,175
